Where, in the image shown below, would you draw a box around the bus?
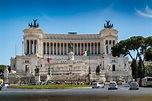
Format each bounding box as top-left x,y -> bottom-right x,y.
141,77 -> 152,87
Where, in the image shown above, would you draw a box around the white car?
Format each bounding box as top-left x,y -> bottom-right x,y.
129,82 -> 139,90
108,82 -> 118,90
92,82 -> 104,88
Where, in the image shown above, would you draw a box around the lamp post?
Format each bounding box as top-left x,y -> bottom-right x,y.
88,55 -> 91,85
34,58 -> 41,84
69,65 -> 72,84
107,64 -> 112,81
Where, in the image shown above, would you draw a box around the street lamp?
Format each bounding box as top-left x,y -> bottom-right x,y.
88,64 -> 91,85
107,64 -> 112,81
69,65 -> 72,84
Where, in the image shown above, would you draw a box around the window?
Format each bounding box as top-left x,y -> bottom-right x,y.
112,65 -> 115,71
112,60 -> 116,62
113,40 -> 115,45
109,40 -> 111,44
25,60 -> 29,63
25,65 -> 29,72
105,40 -> 108,44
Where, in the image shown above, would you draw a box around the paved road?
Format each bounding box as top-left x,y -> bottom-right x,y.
0,85 -> 152,101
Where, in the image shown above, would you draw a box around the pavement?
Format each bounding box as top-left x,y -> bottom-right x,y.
0,84 -> 152,101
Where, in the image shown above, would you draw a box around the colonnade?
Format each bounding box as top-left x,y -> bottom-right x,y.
43,42 -> 102,55
24,39 -> 116,55
105,40 -> 115,55
25,40 -> 37,55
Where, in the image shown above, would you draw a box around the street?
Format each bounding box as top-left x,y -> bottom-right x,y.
0,84 -> 152,101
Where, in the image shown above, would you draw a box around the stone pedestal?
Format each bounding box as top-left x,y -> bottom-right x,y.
46,75 -> 50,81
35,75 -> 40,84
109,75 -> 113,81
26,69 -> 31,77
128,75 -> 132,82
96,74 -> 106,83
96,74 -> 100,81
100,75 -> 106,83
68,51 -> 74,60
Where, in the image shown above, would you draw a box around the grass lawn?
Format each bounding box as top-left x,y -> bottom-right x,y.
7,84 -> 91,89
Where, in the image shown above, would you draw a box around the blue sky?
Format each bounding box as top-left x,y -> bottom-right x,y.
0,0 -> 152,65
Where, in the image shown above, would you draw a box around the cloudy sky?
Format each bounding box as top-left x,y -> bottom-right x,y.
0,0 -> 152,65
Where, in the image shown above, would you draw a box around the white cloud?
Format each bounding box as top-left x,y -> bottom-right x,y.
135,5 -> 152,18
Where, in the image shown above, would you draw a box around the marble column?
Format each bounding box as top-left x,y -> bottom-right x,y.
80,43 -> 82,54
53,42 -> 54,55
29,40 -> 31,54
36,40 -> 38,54
90,42 -> 91,55
26,40 -> 28,54
56,43 -> 58,55
45,42 -> 47,54
33,40 -> 35,54
100,41 -> 102,54
87,42 -> 88,50
77,43 -> 78,55
49,43 -> 50,55
73,43 -> 75,55
60,43 -> 61,55
63,43 -> 65,55
66,43 -> 68,54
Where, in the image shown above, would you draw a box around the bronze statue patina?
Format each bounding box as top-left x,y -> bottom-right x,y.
28,19 -> 39,28
104,20 -> 113,29
34,66 -> 39,74
68,42 -> 73,52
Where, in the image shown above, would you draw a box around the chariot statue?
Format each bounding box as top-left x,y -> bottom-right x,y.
104,20 -> 113,29
28,19 -> 39,28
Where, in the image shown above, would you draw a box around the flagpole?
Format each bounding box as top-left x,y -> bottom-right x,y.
47,54 -> 51,75
88,52 -> 91,85
49,62 -> 50,75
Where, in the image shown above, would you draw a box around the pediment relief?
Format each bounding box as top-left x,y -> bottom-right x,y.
103,34 -> 117,38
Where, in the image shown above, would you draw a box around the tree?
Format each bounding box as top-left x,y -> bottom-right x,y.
144,36 -> 152,46
0,65 -> 5,73
112,36 -> 151,82
145,48 -> 152,61
138,57 -> 145,86
145,65 -> 152,76
131,59 -> 138,80
0,65 -> 10,73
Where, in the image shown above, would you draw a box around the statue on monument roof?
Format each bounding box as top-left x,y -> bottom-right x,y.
28,19 -> 39,28
104,20 -> 113,29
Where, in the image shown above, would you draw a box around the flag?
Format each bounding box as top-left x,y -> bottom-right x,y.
47,55 -> 50,63
81,50 -> 90,56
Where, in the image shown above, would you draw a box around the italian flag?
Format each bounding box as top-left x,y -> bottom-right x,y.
47,55 -> 50,63
81,50 -> 90,56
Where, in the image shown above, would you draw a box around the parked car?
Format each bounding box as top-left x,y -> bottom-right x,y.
54,81 -> 61,84
46,81 -> 54,85
108,81 -> 118,90
129,82 -> 139,90
92,82 -> 104,88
